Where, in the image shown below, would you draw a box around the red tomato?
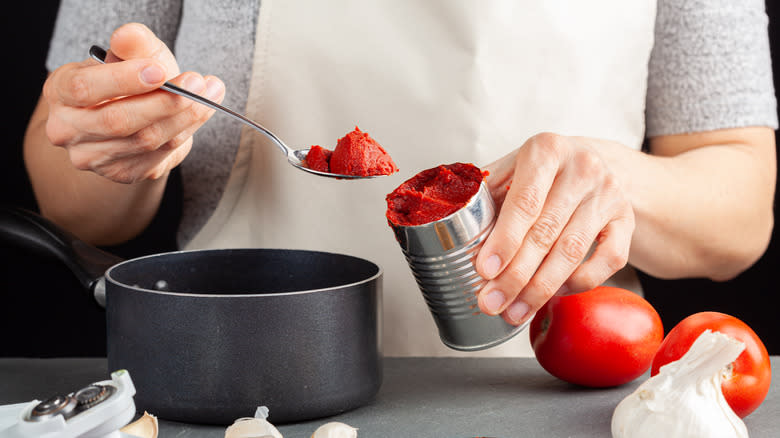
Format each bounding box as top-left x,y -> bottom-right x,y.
651,311 -> 771,418
529,286 -> 664,388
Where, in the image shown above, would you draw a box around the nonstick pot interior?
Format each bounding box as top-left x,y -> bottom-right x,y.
104,248 -> 383,425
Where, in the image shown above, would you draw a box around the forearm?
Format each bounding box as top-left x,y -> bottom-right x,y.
600,127 -> 776,281
23,96 -> 168,246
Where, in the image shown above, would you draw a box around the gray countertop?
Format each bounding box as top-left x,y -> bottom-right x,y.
1,357 -> 778,437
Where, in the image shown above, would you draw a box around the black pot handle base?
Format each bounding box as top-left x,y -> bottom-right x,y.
0,205 -> 123,307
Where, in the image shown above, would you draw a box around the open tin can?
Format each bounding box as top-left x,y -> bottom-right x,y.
389,181 -> 528,351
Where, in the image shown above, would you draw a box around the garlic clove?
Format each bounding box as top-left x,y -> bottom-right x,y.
225,417 -> 283,438
120,412 -> 158,438
225,407 -> 283,438
311,421 -> 358,438
611,330 -> 749,438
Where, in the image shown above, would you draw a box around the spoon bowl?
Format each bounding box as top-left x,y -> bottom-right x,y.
89,45 -> 379,180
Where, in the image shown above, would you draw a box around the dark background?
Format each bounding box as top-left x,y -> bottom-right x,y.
1,2 -> 778,357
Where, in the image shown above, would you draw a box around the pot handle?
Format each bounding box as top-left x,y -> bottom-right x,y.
0,205 -> 123,308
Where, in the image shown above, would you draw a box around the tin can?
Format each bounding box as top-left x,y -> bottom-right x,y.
389,181 -> 528,351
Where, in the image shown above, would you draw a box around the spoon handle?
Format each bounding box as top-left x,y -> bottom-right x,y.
88,45 -> 291,156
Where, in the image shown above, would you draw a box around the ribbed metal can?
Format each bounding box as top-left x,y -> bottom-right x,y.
389,181 -> 528,351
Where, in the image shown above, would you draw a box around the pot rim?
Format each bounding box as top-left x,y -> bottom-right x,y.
104,247 -> 383,298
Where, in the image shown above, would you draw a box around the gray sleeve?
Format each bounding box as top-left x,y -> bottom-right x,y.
46,0 -> 183,71
646,0 -> 778,137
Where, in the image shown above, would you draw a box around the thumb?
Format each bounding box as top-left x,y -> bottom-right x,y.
109,22 -> 180,76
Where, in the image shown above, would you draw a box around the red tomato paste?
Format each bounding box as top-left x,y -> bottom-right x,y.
306,145 -> 332,172
305,127 -> 398,176
386,162 -> 486,226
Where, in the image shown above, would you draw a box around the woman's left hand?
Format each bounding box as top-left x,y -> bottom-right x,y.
476,133 -> 636,326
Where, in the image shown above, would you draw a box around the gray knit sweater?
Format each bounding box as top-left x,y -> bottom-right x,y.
46,0 -> 778,248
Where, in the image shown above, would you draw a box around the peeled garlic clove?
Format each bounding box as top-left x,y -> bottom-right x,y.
120,412 -> 158,438
225,406 -> 283,438
311,421 -> 358,438
225,417 -> 283,438
611,330 -> 748,438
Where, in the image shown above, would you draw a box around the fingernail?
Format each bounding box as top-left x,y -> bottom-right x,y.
183,75 -> 205,92
205,78 -> 224,99
483,290 -> 506,314
507,301 -> 530,324
482,254 -> 502,278
140,65 -> 165,84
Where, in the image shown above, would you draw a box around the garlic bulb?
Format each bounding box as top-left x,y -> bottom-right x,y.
611,330 -> 748,438
225,406 -> 283,438
311,421 -> 358,438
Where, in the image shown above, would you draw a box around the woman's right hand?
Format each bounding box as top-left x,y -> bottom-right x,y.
42,22 -> 225,184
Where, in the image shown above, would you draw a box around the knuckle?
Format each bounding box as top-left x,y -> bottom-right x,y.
66,72 -> 93,106
528,213 -> 561,250
144,171 -> 161,181
69,156 -> 91,172
168,141 -> 192,164
184,103 -> 206,124
502,264 -> 532,291
131,125 -> 164,152
44,117 -> 72,147
42,77 -> 57,103
158,140 -> 178,152
66,149 -> 94,172
527,277 -> 558,301
163,131 -> 191,151
198,106 -> 215,124
159,140 -> 179,152
531,132 -> 564,151
573,271 -> 601,292
141,166 -> 165,181
530,132 -> 567,160
559,232 -> 590,264
509,185 -> 543,219
109,67 -> 129,93
100,106 -> 134,137
601,172 -> 620,193
165,95 -> 190,113
605,248 -> 629,272
574,149 -> 604,179
153,166 -> 169,179
163,90 -> 196,113
161,97 -> 197,123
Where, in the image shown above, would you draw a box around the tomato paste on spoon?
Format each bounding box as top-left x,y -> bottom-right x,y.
386,162 -> 488,226
306,127 -> 398,176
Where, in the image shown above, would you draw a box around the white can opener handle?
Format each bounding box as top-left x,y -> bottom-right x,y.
0,370 -> 138,438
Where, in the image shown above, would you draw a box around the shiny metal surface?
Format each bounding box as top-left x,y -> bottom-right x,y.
27,395 -> 77,422
93,277 -> 107,308
390,182 -> 527,350
89,46 -> 377,180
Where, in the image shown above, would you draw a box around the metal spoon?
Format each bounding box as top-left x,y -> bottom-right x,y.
89,45 -> 378,180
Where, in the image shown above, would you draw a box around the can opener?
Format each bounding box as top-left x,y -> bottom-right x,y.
0,370 -> 139,438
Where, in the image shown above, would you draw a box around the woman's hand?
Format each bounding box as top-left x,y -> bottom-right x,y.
42,22 -> 225,184
476,133 -> 636,326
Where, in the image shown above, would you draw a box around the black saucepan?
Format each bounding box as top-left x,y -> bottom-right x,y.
0,206 -> 382,425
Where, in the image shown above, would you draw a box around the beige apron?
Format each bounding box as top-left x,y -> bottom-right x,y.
186,0 -> 657,357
